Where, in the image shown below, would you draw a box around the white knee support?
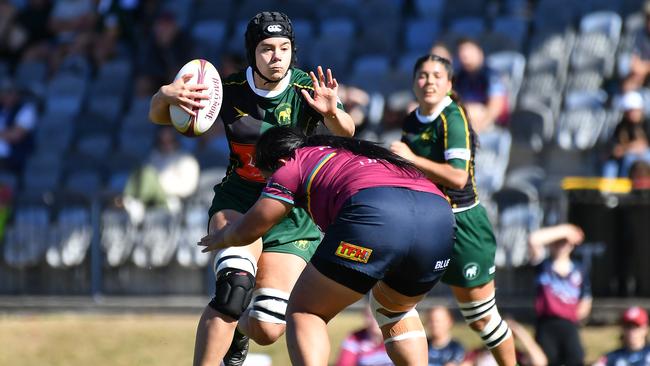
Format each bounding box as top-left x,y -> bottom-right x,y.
249,288 -> 290,324
369,291 -> 426,344
458,292 -> 511,349
213,247 -> 257,278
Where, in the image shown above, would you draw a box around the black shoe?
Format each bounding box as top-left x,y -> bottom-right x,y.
224,329 -> 249,366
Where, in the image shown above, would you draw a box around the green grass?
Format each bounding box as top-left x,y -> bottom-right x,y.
0,312 -> 620,365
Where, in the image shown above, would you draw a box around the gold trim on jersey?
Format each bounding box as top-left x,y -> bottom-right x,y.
292,82 -> 314,90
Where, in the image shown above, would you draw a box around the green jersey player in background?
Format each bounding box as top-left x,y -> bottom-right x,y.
390,54 -> 517,366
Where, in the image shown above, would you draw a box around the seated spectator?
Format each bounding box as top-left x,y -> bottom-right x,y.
334,304 -> 393,366
528,224 -> 592,366
338,84 -> 370,128
629,160 -> 650,189
122,126 -> 199,224
461,318 -> 547,366
455,38 -> 508,127
602,91 -> 650,178
623,0 -> 650,92
593,306 -> 650,366
425,306 -> 464,366
0,79 -> 36,175
430,42 -> 452,61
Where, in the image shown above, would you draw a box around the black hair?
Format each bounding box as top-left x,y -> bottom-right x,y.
244,11 -> 296,83
255,127 -> 422,177
412,54 -> 479,150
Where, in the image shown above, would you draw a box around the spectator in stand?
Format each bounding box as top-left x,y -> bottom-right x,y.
528,223 -> 592,366
593,306 -> 650,366
136,10 -> 191,83
622,0 -> 650,92
425,306 -> 465,366
13,0 -> 54,64
335,305 -> 393,366
602,91 -> 650,178
0,79 -> 37,175
430,42 -> 452,62
47,0 -> 96,44
338,84 -> 370,128
461,318 -> 548,366
629,160 -> 650,189
455,38 -> 508,128
122,126 -> 199,223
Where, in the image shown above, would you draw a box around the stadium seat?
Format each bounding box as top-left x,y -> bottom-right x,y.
132,209 -> 180,268
62,170 -> 104,198
492,16 -> 529,51
308,37 -> 351,78
404,18 -> 441,52
355,20 -> 400,56
14,60 -> 47,91
449,17 -> 486,39
564,89 -> 608,110
319,17 -> 356,40
413,0 -> 445,19
509,102 -> 554,153
475,127 -> 512,197
443,0 -> 484,19
191,20 -> 227,56
101,208 -> 136,267
176,203 -> 211,268
532,0 -> 576,32
3,205 -> 51,268
487,51 -> 526,112
21,154 -> 63,196
571,32 -> 619,77
47,207 -> 92,268
556,108 -> 608,150
192,0 -> 233,21
565,70 -> 605,92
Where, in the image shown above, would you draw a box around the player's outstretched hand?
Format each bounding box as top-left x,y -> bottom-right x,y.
198,227 -> 228,253
161,73 -> 209,117
301,66 -> 339,118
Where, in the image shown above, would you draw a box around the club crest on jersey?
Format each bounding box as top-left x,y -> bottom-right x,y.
335,241 -> 372,263
275,103 -> 292,125
463,262 -> 480,280
293,240 -> 310,251
267,24 -> 283,33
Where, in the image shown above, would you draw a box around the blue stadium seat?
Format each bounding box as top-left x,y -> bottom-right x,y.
492,16 -> 529,51
132,209 -> 180,268
192,0 -> 233,21
3,205 -> 51,268
413,0 -> 445,19
319,17 -> 356,40
176,203 -> 211,268
101,208 -> 136,267
557,108 -> 607,150
62,170 -> 104,198
47,206 -> 92,268
449,17 -> 486,39
487,51 -> 526,112
475,127 -> 512,197
404,18 -> 441,52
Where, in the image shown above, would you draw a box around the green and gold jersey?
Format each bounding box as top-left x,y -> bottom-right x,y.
219,67 -> 342,187
401,97 -> 479,210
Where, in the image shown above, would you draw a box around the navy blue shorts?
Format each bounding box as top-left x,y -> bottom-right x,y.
311,187 -> 455,296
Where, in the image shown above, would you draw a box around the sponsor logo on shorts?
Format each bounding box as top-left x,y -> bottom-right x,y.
434,259 -> 450,270
463,262 -> 480,280
293,240 -> 310,251
488,265 -> 496,275
335,241 -> 372,263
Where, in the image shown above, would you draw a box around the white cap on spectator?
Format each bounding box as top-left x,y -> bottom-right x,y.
619,91 -> 644,111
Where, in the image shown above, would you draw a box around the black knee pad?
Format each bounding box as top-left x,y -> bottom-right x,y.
208,268 -> 256,320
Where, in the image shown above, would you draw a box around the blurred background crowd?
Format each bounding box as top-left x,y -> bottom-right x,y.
0,0 -> 649,358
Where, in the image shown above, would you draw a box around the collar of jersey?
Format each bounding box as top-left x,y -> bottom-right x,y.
415,96 -> 453,124
246,66 -> 292,98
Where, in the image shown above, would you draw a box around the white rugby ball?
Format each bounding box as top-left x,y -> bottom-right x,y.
169,59 -> 223,137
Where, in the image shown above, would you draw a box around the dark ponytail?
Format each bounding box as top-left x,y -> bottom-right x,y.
255,127 -> 422,177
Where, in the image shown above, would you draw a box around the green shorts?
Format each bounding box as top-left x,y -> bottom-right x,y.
441,204 -> 497,287
208,174 -> 321,262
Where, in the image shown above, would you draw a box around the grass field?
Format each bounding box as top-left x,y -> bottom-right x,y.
0,312 -> 620,365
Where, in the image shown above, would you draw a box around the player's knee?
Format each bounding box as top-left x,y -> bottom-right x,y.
208,248 -> 257,320
248,320 -> 286,346
369,290 -> 426,344
458,292 -> 511,349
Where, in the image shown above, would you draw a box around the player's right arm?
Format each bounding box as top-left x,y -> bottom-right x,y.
148,74 -> 208,125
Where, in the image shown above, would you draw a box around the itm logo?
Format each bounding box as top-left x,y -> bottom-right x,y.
463,263 -> 480,280
275,103 -> 292,125
267,24 -> 283,33
335,241 -> 372,263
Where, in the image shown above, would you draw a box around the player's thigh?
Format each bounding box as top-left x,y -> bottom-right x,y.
255,251 -> 307,293
209,209 -> 262,266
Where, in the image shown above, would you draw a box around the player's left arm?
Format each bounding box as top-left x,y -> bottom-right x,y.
301,66 -> 355,137
198,197 -> 292,252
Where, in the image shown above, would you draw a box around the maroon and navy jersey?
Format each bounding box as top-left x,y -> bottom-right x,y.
534,259 -> 592,323
594,345 -> 650,366
262,146 -> 445,230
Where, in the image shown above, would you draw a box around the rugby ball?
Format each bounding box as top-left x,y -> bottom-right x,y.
169,59 -> 223,137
